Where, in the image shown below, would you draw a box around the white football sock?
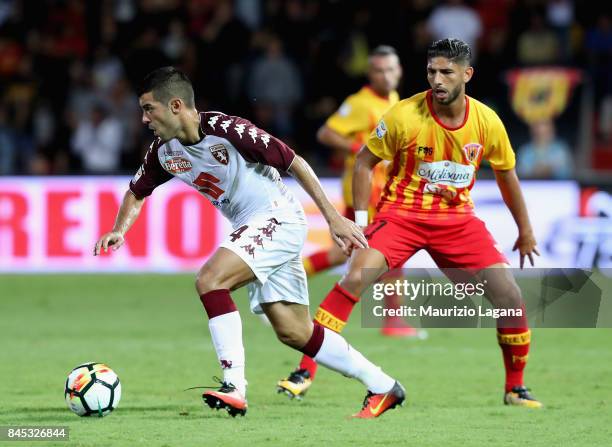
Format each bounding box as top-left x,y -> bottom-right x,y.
208,311 -> 246,397
313,328 -> 395,393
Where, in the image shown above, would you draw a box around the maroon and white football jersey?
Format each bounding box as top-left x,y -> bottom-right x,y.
130,112 -> 305,227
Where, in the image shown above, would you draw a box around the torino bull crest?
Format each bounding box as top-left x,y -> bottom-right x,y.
210,144 -> 229,165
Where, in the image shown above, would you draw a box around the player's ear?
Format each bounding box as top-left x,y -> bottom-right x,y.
168,98 -> 182,114
464,66 -> 474,84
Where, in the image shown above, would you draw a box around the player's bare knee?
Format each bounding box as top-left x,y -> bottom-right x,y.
339,269 -> 364,296
195,267 -> 224,295
505,282 -> 523,307
274,326 -> 309,349
328,247 -> 349,266
489,280 -> 523,309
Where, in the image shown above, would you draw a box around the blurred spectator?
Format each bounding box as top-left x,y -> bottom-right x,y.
123,27 -> 169,88
0,35 -> 23,78
585,14 -> 612,141
32,100 -> 55,167
196,0 -> 251,108
3,54 -> 37,173
517,13 -> 560,66
248,34 -> 302,137
0,104 -> 16,175
66,62 -> 99,127
70,102 -> 123,173
44,0 -> 88,60
342,7 -> 372,80
546,0 -> 574,62
161,19 -> 188,63
427,0 -> 482,60
235,0 -> 261,30
105,76 -> 141,167
517,120 -> 573,179
92,45 -> 125,94
600,96 -> 612,143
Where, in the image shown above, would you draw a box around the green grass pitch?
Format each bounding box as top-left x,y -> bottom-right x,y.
0,274 -> 611,446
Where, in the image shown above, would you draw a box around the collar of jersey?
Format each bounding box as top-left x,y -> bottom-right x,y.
426,90 -> 470,131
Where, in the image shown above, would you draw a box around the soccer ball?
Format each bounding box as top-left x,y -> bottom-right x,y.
64,362 -> 121,417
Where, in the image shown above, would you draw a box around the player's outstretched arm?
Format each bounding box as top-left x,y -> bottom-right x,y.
317,125 -> 361,154
288,155 -> 368,255
93,191 -> 145,256
494,168 -> 540,268
352,147 -> 383,227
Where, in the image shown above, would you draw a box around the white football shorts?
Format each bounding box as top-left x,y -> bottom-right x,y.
220,212 -> 309,314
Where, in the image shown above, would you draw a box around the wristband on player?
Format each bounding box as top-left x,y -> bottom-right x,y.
354,210 -> 369,227
350,141 -> 363,154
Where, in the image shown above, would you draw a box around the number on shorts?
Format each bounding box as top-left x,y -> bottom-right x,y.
230,225 -> 249,242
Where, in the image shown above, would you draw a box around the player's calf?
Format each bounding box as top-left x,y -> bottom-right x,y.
264,303 -> 313,350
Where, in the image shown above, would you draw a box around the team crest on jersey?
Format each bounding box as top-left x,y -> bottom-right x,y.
164,157 -> 193,173
375,120 -> 387,139
210,144 -> 229,165
462,143 -> 483,163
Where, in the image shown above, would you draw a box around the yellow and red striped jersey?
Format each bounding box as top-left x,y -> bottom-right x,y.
326,85 -> 400,209
367,90 -> 515,219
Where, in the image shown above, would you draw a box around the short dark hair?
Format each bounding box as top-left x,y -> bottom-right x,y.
137,67 -> 195,108
370,45 -> 398,58
427,38 -> 472,65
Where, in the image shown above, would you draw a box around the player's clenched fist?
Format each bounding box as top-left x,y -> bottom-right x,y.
93,231 -> 125,256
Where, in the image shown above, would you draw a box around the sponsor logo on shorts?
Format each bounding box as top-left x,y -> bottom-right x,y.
375,120 -> 387,139
462,143 -> 483,163
164,157 -> 193,173
241,244 -> 256,258
417,160 -> 475,188
258,218 -> 281,240
250,234 -> 265,248
210,144 -> 229,165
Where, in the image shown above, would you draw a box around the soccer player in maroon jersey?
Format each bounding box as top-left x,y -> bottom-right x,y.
93,67 -> 405,418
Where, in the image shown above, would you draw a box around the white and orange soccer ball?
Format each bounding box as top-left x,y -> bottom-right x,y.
64,362 -> 121,417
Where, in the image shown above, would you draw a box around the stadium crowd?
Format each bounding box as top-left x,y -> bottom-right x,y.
0,0 -> 609,176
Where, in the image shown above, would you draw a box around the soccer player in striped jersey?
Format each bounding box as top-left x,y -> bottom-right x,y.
304,45 -> 401,279
298,39 -> 543,409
